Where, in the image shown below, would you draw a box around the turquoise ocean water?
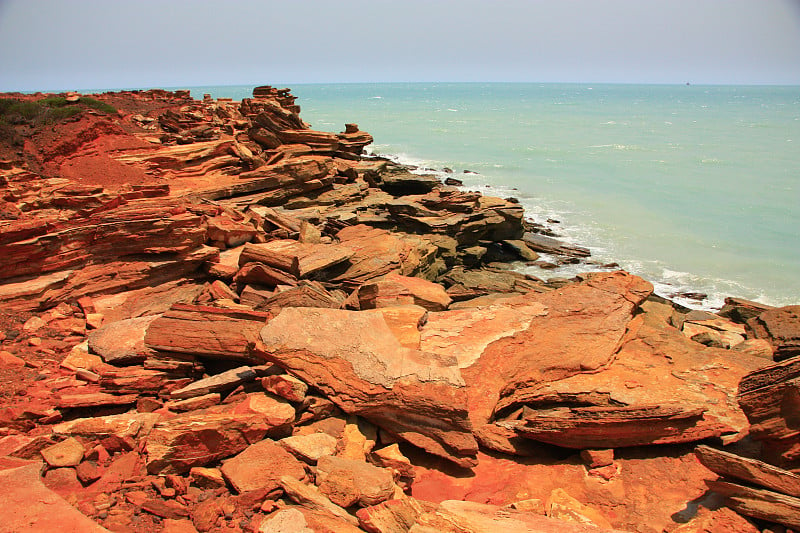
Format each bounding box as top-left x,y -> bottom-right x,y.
191,83 -> 799,310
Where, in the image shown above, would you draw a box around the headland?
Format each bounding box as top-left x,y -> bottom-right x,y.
0,86 -> 798,532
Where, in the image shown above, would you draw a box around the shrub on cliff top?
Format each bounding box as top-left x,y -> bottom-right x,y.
0,96 -> 117,126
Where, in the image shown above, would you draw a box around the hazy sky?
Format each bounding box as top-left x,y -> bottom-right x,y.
1,0 -> 799,91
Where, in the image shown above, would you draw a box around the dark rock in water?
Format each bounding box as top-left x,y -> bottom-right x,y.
444,177 -> 463,186
522,232 -> 590,258
463,169 -> 478,174
547,218 -> 561,224
505,197 -> 519,204
673,292 -> 708,302
746,305 -> 800,361
442,167 -> 454,173
602,262 -> 620,269
719,297 -> 774,324
531,260 -> 559,270
379,171 -> 441,196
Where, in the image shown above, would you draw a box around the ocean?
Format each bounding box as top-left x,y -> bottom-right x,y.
190,83 -> 800,310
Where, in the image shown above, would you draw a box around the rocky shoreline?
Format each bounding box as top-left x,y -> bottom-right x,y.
0,85 -> 799,532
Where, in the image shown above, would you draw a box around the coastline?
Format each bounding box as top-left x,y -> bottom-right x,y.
0,85 -> 798,532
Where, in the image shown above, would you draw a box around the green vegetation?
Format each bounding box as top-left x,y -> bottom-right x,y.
0,95 -> 117,127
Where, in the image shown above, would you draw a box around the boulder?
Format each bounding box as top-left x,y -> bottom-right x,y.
316,455 -> 395,508
40,437 -> 85,467
718,296 -> 774,323
706,480 -> 800,530
144,303 -> 270,362
87,315 -> 158,365
205,215 -> 259,248
279,475 -> 359,526
746,305 -> 800,361
53,412 -> 160,440
417,271 -> 763,453
354,273 -> 451,311
695,445 -> 800,498
279,433 -> 338,464
356,498 -> 429,533
220,438 -> 306,493
258,307 -> 478,467
331,225 -> 442,287
737,355 -> 800,468
238,240 -> 354,279
262,374 -> 309,403
144,411 -> 279,474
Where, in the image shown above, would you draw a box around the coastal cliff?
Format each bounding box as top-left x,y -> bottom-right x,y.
0,86 -> 798,532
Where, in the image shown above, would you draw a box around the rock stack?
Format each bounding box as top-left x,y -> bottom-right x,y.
0,86 -> 798,532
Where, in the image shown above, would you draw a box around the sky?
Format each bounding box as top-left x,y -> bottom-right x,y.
1,0 -> 800,91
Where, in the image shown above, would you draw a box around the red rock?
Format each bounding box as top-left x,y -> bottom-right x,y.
316,455 -> 395,508
208,279 -> 239,301
719,297 -> 774,324
0,350 -> 25,368
258,307 -> 478,467
706,480 -> 800,530
231,391 -> 296,427
239,239 -> 353,279
235,261 -> 297,287
371,444 -> 415,485
75,460 -> 104,484
411,447 -> 718,532
258,507 -> 313,532
261,374 -> 308,403
419,272 -> 763,453
189,466 -> 226,489
144,303 -> 269,362
88,451 -> 145,493
363,305 -> 428,350
354,273 -> 451,311
299,507 -> 366,533
356,498 -> 429,533
279,433 -> 337,463
87,315 -> 158,364
169,366 -> 257,399
671,506 -> 759,533
579,449 -> 614,468
40,436 -> 85,467
279,475 -> 360,526
0,463 -> 109,532
206,214 -> 258,248
737,355 -> 800,468
42,466 -> 83,497
55,391 -> 139,409
546,488 -> 614,529
219,438 -> 305,493
141,498 -> 190,519
331,225 -> 442,288
162,518 -> 200,533
191,497 -> 223,532
746,305 -> 800,360
165,393 -> 221,412
144,411 -> 276,474
695,445 -> 800,498
412,499 -> 620,532
53,412 -> 160,440
257,281 -> 344,313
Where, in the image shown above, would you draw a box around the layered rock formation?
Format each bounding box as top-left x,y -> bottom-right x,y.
0,85 -> 798,533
